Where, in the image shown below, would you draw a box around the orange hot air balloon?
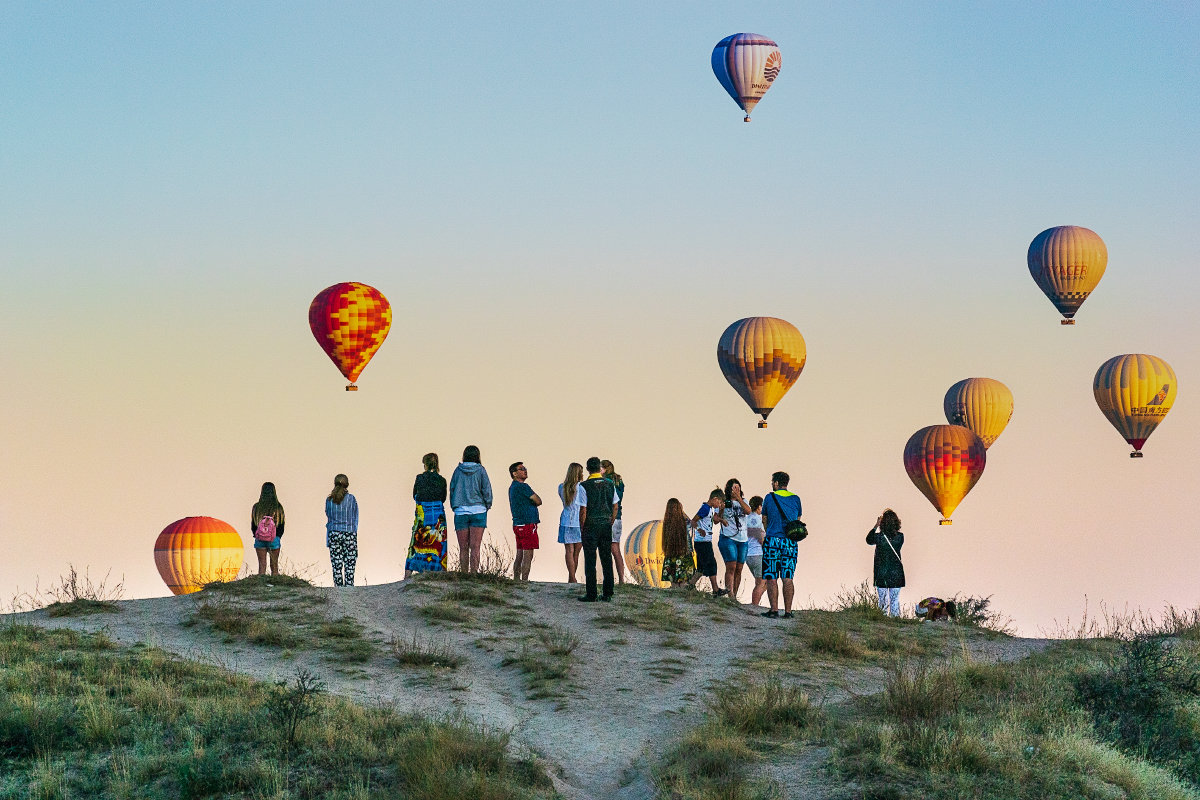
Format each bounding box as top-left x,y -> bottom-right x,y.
717,317 -> 806,428
943,378 -> 1014,449
903,425 -> 987,525
154,516 -> 244,595
309,282 -> 392,391
1093,354 -> 1178,458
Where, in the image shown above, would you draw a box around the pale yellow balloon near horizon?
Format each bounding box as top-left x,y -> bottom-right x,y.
623,520 -> 669,588
943,378 -> 1014,449
1093,354 -> 1178,458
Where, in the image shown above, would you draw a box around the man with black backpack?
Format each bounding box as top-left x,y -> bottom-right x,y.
760,471 -> 803,619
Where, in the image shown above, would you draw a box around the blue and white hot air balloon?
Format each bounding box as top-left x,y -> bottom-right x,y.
712,33 -> 781,122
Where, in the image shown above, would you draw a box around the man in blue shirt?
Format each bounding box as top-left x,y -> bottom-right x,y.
761,470 -> 802,619
508,462 -> 542,581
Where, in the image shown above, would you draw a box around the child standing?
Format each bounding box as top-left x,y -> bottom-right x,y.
744,496 -> 767,606
691,488 -> 726,596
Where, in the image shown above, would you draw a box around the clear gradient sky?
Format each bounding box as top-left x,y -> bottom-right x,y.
2,2 -> 1197,634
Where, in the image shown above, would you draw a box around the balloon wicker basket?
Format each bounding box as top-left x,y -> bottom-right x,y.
1130,451 -> 1144,459
939,519 -> 953,526
757,421 -> 768,429
1061,319 -> 1075,325
345,384 -> 358,392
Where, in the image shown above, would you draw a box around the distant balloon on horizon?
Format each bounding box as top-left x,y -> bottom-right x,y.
1027,225 -> 1107,325
943,378 -> 1013,449
711,33 -> 781,122
308,282 -> 392,391
903,425 -> 987,525
1093,354 -> 1177,458
154,516 -> 243,596
717,317 -> 806,428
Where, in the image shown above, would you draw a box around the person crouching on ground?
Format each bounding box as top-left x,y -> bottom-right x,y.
690,488 -> 726,597
578,456 -> 619,602
508,461 -> 542,581
916,597 -> 956,621
867,508 -> 905,616
659,498 -> 695,588
761,471 -> 802,618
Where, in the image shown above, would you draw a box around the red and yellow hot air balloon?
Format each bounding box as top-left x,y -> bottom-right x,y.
154,516 -> 244,595
1027,226 -> 1107,325
1093,354 -> 1177,458
717,317 -> 806,428
943,378 -> 1014,449
903,425 -> 987,525
309,282 -> 392,391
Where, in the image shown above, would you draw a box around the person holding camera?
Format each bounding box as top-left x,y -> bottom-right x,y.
866,509 -> 905,616
760,471 -> 802,619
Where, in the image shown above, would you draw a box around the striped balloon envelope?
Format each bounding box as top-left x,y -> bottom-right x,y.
903,426 -> 987,525
1027,226 -> 1107,325
309,282 -> 392,391
154,516 -> 244,595
1093,354 -> 1177,458
943,378 -> 1014,449
717,317 -> 806,428
623,520 -> 670,588
711,33 -> 781,122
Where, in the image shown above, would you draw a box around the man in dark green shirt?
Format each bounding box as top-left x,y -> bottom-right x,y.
578,456 -> 619,602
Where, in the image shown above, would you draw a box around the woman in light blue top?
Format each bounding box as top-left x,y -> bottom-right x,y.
325,474 -> 359,586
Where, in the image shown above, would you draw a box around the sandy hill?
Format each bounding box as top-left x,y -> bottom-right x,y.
24,575 -> 1050,799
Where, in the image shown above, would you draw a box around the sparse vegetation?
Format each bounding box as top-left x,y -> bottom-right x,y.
0,625 -> 556,799
502,626 -> 580,700
391,633 -> 464,669
595,598 -> 693,633
11,566 -> 125,617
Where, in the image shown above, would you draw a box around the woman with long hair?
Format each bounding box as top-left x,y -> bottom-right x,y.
557,462 -> 586,583
251,482 -> 285,576
406,453 -> 448,577
449,445 -> 493,573
719,478 -> 751,599
325,474 -> 359,586
660,498 -> 694,587
867,508 -> 905,616
601,459 -> 627,585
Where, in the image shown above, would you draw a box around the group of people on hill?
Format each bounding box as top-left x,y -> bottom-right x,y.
246,450 -> 923,618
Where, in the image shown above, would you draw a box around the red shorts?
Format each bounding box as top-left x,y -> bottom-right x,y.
513,523 -> 539,550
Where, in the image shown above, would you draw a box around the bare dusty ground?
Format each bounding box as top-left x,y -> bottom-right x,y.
25,577 -> 1051,800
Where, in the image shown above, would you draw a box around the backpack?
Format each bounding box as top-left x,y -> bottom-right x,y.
255,513 -> 278,542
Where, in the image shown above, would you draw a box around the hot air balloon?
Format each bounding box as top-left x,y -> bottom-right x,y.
712,33 -> 781,122
1093,354 -> 1177,458
903,426 -> 987,525
309,282 -> 392,391
154,516 -> 244,595
623,520 -> 670,588
1027,226 -> 1107,325
717,317 -> 806,428
943,378 -> 1014,449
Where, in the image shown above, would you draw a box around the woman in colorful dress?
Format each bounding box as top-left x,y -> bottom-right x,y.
406,453 -> 448,577
659,498 -> 695,588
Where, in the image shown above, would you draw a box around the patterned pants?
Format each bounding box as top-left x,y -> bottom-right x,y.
329,530 -> 358,586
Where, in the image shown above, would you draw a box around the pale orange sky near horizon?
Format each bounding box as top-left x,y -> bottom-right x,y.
2,3 -> 1198,636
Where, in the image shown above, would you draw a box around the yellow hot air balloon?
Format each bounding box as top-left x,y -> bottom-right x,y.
623,520 -> 670,588
1093,354 -> 1177,458
903,425 -> 987,525
943,378 -> 1014,449
1027,226 -> 1107,325
717,317 -> 806,428
154,516 -> 244,595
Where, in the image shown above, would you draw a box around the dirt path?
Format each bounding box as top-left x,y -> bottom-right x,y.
26,578 -> 1051,799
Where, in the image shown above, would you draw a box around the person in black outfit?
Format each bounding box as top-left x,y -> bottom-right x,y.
866,508 -> 905,616
578,456 -> 619,602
